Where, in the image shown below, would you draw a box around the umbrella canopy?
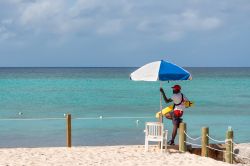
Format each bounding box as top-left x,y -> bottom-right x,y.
130,60 -> 192,81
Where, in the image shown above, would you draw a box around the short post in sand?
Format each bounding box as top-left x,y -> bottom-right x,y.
201,127 -> 209,157
179,122 -> 187,152
225,128 -> 234,164
157,113 -> 163,149
66,114 -> 72,148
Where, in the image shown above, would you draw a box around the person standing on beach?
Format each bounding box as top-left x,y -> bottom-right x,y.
160,85 -> 188,145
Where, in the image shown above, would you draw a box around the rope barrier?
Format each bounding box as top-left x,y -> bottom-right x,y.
224,139 -> 234,147
206,140 -> 250,161
206,134 -> 225,143
184,141 -> 202,147
184,131 -> 201,141
225,139 -> 241,148
181,128 -> 250,163
184,136 -> 250,161
231,140 -> 239,146
75,116 -> 152,120
0,116 -> 153,121
206,145 -> 225,153
0,118 -> 65,121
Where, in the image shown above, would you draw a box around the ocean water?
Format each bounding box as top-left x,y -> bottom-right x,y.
0,67 -> 249,147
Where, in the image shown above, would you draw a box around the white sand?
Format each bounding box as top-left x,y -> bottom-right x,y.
234,143 -> 250,165
0,145 -> 247,166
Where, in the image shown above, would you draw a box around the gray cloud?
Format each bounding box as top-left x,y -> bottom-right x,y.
0,0 -> 250,67
0,0 -> 248,42
0,19 -> 15,41
137,10 -> 222,41
0,26 -> 15,41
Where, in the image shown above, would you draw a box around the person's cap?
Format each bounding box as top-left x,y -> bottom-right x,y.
171,85 -> 181,91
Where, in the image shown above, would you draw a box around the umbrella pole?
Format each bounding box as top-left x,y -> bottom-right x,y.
159,81 -> 163,123
158,81 -> 163,149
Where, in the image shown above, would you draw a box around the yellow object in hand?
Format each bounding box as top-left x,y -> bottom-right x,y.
155,101 -> 194,118
155,105 -> 174,118
184,101 -> 194,108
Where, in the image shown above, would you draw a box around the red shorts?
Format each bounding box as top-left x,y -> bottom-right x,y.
174,110 -> 183,118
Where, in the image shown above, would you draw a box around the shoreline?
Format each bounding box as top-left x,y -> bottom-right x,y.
0,145 -> 249,166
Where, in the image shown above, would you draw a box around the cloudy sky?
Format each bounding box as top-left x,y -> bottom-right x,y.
0,0 -> 249,67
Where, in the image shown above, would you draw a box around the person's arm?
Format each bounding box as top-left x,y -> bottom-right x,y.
160,88 -> 173,103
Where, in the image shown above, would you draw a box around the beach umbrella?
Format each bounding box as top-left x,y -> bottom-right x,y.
130,60 -> 192,81
130,60 -> 192,121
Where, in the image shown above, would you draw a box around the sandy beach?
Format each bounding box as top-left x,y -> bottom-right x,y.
0,145 -> 248,166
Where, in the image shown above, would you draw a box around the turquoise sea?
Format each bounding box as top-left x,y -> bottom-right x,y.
0,67 -> 249,147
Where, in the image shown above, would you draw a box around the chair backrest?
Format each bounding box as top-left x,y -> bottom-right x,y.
145,122 -> 164,137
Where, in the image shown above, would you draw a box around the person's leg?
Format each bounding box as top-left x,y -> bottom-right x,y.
165,113 -> 172,120
165,111 -> 174,120
169,118 -> 182,144
167,115 -> 177,145
171,124 -> 178,143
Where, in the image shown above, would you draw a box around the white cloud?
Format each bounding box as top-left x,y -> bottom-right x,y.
97,19 -> 123,35
0,25 -> 15,41
163,31 -> 184,42
20,0 -> 65,26
15,0 -> 128,36
137,10 -> 222,41
0,0 -> 244,43
0,19 -> 15,41
15,0 -> 98,35
180,10 -> 221,30
1,19 -> 13,25
69,0 -> 105,16
200,18 -> 221,30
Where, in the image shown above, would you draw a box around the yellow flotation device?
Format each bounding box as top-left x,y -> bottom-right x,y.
155,101 -> 194,118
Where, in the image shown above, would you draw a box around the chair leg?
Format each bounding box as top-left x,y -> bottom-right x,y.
161,139 -> 163,152
145,138 -> 148,152
164,136 -> 167,152
164,139 -> 167,152
164,130 -> 168,152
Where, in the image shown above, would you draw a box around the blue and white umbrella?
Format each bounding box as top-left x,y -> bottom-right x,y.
130,60 -> 192,121
130,60 -> 192,81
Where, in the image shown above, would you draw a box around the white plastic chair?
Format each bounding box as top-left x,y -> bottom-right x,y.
144,122 -> 168,152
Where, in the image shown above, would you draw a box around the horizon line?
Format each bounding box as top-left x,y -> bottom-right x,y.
0,66 -> 250,68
